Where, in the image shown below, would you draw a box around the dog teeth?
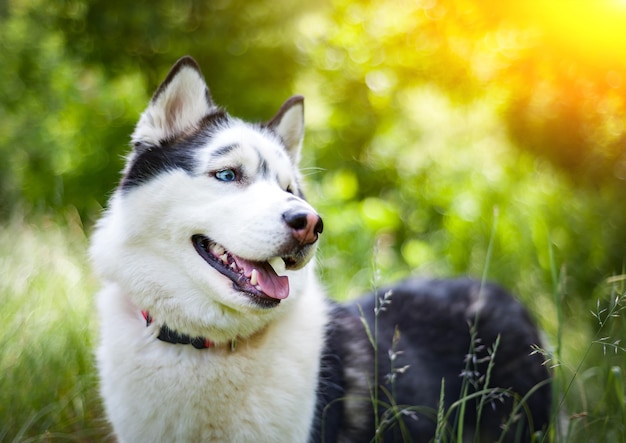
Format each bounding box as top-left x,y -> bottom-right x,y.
250,269 -> 258,286
230,262 -> 237,270
269,257 -> 287,276
220,253 -> 229,264
212,244 -> 225,256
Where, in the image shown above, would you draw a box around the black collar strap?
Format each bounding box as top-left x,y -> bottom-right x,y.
142,311 -> 236,351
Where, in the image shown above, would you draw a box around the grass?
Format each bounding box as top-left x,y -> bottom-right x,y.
357,219 -> 537,443
357,214 -> 626,442
0,216 -> 624,442
550,272 -> 626,443
0,214 -> 111,442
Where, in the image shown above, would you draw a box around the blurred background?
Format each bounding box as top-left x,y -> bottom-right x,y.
1,0 -> 625,440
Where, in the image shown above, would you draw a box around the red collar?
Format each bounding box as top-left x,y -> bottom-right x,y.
141,311 -> 236,351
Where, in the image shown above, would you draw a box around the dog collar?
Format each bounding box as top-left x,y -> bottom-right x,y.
141,311 -> 236,351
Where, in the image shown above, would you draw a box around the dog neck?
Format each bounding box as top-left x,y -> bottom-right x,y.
141,311 -> 237,351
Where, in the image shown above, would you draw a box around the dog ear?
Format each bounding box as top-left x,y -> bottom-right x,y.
266,96 -> 305,164
131,56 -> 215,146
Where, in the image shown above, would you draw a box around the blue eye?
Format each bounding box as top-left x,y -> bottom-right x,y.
215,169 -> 237,182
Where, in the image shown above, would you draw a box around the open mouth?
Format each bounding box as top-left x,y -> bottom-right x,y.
191,234 -> 292,308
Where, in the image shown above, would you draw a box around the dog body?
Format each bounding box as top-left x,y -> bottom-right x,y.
94,276 -> 326,441
91,57 -> 550,442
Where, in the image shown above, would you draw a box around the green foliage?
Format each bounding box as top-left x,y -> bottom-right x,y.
1,0 -> 624,306
310,88 -> 625,319
0,1 -> 146,219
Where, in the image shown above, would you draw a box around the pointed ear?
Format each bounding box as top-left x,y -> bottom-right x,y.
266,96 -> 305,164
132,56 -> 215,146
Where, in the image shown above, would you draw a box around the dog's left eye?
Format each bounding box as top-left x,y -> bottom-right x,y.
215,169 -> 237,182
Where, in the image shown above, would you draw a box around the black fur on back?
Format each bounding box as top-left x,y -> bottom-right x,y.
312,278 -> 551,443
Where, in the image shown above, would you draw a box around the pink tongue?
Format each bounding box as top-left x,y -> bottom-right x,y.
235,258 -> 290,300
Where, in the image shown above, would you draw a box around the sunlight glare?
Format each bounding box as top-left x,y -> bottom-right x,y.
521,0 -> 626,62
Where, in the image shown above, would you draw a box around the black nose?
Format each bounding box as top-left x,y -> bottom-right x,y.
283,210 -> 323,245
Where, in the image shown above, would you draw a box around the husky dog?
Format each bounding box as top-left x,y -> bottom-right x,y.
91,56 -> 551,442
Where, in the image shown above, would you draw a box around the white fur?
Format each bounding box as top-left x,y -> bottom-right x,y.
131,62 -> 215,146
95,272 -> 327,442
268,99 -> 305,164
91,57 -> 328,442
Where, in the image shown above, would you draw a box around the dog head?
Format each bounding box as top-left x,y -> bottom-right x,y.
91,57 -> 323,342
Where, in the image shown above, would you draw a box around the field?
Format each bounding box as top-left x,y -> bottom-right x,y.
0,216 -> 110,442
1,214 -> 624,442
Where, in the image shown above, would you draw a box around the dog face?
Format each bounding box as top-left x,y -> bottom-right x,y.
90,57 -> 323,342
